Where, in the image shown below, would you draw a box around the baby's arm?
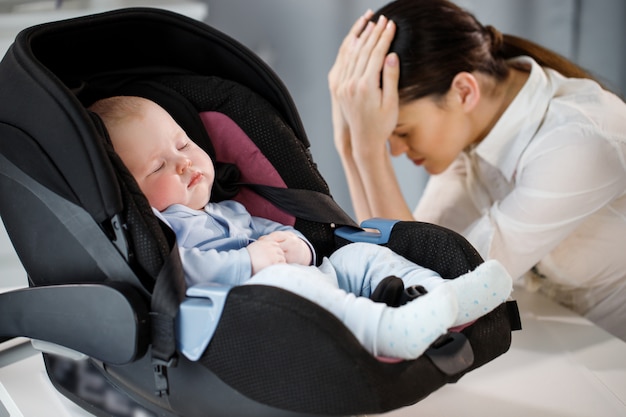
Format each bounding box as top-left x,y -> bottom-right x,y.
247,239 -> 287,276
260,231 -> 313,266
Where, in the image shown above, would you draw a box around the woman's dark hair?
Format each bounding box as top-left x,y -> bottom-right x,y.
373,0 -> 597,103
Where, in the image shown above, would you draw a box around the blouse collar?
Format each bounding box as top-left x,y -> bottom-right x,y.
472,56 -> 556,181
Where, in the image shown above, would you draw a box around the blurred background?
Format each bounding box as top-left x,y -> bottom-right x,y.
1,0 -> 625,289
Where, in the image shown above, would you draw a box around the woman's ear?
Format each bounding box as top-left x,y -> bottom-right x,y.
450,72 -> 480,112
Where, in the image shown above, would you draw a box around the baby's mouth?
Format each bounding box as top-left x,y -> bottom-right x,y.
188,172 -> 203,188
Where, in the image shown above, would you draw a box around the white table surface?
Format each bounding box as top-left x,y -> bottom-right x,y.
1,285 -> 625,417
381,285 -> 626,417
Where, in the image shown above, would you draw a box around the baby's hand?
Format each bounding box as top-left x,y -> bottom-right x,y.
260,231 -> 313,266
247,239 -> 286,276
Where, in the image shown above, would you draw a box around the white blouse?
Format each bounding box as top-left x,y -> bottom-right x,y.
414,56 -> 626,339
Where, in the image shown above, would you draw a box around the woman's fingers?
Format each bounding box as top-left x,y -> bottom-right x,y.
365,18 -> 396,79
381,52 -> 400,112
375,19 -> 399,111
329,10 -> 399,143
341,20 -> 375,82
336,11 -> 377,86
352,15 -> 391,79
349,9 -> 374,39
335,10 -> 373,69
341,15 -> 395,101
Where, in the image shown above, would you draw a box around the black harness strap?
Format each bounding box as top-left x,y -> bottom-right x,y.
243,183 -> 358,228
150,231 -> 185,397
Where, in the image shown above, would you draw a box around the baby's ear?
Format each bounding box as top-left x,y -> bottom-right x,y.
450,72 -> 480,112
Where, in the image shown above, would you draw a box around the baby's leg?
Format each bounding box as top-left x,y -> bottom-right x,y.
376,284 -> 458,359
447,259 -> 513,326
331,243 -> 512,327
247,263 -> 458,359
329,242 -> 444,297
247,263 -> 384,352
384,256 -> 513,326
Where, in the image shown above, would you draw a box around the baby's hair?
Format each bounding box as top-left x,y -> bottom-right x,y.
88,96 -> 148,127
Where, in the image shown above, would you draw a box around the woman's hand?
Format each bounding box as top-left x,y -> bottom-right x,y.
327,10 -> 412,223
328,11 -> 400,158
328,10 -> 373,155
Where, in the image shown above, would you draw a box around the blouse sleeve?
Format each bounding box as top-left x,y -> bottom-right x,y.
466,128 -> 626,279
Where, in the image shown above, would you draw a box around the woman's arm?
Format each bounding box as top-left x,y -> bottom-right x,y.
329,12 -> 414,223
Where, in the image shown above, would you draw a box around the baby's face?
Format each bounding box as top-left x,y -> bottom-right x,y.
109,99 -> 215,211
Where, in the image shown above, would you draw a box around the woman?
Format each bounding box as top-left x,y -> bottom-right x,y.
328,0 -> 626,340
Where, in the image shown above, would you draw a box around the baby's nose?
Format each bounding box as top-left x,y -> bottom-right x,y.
177,158 -> 191,174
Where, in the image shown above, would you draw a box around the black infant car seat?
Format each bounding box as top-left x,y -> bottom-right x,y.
0,8 -> 521,417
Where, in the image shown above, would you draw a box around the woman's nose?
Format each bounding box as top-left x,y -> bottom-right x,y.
388,137 -> 409,157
